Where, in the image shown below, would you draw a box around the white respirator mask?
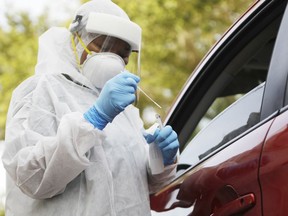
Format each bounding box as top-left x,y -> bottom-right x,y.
82,52 -> 125,89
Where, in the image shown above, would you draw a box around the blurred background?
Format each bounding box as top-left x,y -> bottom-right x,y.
0,0 -> 252,214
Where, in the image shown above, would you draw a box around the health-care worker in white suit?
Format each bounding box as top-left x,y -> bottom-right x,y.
1,0 -> 179,215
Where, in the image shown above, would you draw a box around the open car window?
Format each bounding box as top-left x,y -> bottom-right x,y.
179,83 -> 264,165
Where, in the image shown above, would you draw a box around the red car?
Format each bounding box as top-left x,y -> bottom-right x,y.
151,0 -> 288,215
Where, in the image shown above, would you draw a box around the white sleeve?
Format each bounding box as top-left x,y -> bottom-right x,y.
142,120 -> 178,193
2,109 -> 104,199
147,161 -> 177,194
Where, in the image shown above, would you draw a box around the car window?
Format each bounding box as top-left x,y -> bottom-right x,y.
179,83 -> 264,165
174,10 -> 283,165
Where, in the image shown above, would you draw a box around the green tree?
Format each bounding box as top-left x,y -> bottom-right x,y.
0,0 -> 252,139
0,13 -> 49,139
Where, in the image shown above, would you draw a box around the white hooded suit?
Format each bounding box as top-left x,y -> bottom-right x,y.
2,1 -> 176,215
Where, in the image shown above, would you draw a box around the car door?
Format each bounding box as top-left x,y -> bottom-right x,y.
151,0 -> 288,215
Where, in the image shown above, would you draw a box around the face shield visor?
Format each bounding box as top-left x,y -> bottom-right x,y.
85,12 -> 141,77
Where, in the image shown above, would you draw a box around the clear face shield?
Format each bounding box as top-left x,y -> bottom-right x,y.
74,34 -> 140,91
84,34 -> 141,75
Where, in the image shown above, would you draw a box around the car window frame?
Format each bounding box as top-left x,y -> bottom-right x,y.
179,83 -> 265,166
165,0 -> 287,153
261,2 -> 288,119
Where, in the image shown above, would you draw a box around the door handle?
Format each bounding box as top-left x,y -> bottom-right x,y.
211,193 -> 255,216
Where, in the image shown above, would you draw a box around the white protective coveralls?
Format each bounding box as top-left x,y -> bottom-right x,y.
1,1 -> 177,216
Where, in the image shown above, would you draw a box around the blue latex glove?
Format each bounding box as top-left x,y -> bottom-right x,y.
84,71 -> 140,130
144,125 -> 179,166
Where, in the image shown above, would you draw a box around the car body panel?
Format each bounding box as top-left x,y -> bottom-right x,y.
258,2 -> 288,214
260,108 -> 288,215
151,119 -> 274,215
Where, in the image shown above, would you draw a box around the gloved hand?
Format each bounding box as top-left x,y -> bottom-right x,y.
84,71 -> 140,130
144,125 -> 179,166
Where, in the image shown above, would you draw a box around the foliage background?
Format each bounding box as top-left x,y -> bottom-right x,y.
0,0 -> 251,213
0,0 -> 252,139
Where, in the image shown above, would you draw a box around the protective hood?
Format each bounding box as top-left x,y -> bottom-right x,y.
35,27 -> 96,90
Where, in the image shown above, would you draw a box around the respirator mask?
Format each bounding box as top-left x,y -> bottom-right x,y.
82,51 -> 125,89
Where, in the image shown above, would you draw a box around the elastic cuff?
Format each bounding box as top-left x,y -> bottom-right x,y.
83,106 -> 108,130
